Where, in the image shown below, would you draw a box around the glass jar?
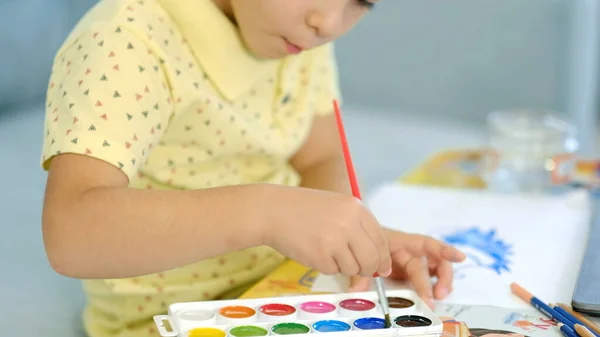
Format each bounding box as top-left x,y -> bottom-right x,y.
482,108 -> 579,193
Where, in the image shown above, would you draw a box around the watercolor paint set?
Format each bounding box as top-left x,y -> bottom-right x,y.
153,289 -> 443,337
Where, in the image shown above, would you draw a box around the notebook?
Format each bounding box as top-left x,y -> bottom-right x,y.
572,198 -> 600,316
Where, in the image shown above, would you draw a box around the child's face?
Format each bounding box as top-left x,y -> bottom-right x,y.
219,0 -> 377,58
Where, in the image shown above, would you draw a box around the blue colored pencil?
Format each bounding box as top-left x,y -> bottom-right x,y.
529,296 -> 561,320
558,323 -> 579,337
554,305 -> 600,337
510,283 -> 576,329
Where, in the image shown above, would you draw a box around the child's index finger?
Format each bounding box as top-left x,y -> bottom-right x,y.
441,245 -> 466,262
420,238 -> 465,262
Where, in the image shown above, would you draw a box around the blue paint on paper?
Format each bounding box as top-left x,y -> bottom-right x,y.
439,227 -> 513,277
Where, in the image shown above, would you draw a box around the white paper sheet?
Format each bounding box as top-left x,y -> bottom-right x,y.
311,184 -> 592,309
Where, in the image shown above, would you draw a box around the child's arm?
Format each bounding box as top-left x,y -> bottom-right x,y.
290,113 -> 351,195
43,154 -> 270,279
43,153 -> 392,280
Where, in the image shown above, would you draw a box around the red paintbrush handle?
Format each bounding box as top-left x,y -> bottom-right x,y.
333,100 -> 362,200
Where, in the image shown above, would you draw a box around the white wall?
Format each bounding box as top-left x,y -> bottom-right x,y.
335,0 -> 571,124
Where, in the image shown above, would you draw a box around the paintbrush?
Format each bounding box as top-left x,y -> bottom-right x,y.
333,99 -> 392,328
374,276 -> 392,327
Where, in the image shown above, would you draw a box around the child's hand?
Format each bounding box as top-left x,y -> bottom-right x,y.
348,230 -> 466,309
260,186 -> 393,279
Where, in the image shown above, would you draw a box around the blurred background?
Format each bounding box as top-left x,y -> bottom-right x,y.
0,0 -> 599,336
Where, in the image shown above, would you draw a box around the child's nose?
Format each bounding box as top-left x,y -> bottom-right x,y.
306,5 -> 345,40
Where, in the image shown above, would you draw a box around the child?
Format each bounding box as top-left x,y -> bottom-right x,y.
40,0 -> 466,336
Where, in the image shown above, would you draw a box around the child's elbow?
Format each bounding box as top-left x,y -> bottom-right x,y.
45,251 -> 75,278
42,209 -> 83,278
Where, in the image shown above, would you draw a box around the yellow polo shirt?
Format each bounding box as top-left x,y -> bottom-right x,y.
40,0 -> 341,336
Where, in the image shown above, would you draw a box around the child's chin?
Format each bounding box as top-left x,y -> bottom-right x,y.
243,40 -> 288,60
249,47 -> 287,60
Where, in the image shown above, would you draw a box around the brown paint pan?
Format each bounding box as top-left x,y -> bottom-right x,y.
386,297 -> 416,315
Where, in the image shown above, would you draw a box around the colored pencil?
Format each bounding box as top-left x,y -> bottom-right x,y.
558,323 -> 580,337
553,305 -> 600,337
333,99 -> 391,328
557,303 -> 600,336
555,306 -> 581,326
576,324 -> 597,337
510,283 -> 575,329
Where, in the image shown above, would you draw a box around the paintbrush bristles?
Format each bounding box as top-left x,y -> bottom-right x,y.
384,313 -> 391,328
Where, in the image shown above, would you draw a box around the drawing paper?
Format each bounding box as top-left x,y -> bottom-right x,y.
311,184 -> 592,309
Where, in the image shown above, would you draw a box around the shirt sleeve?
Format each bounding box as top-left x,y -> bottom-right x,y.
41,24 -> 173,181
309,43 -> 342,116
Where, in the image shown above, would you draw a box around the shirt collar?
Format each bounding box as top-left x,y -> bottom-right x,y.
156,0 -> 278,101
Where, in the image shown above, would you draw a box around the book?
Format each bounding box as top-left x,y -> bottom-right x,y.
436,303 -> 565,337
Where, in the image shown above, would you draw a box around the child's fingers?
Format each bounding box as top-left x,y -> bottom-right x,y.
439,245 -> 466,262
397,234 -> 465,263
348,275 -> 371,292
333,249 -> 360,276
432,261 -> 454,300
397,234 -> 441,257
418,237 -> 465,262
404,257 -> 434,309
360,212 -> 392,276
349,231 -> 381,277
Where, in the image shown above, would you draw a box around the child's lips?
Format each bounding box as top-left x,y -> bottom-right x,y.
284,39 -> 304,54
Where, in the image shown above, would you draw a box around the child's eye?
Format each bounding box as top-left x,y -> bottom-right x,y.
357,0 -> 375,9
